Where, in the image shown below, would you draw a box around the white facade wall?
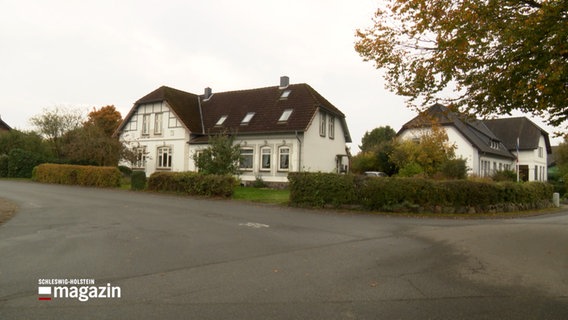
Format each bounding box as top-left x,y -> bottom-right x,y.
398,126 -> 515,177
120,104 -> 350,183
302,110 -> 349,173
119,102 -> 191,174
516,135 -> 548,182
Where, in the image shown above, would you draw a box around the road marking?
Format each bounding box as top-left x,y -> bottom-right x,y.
239,222 -> 269,229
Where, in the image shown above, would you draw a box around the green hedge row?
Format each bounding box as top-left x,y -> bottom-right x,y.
288,173 -> 554,213
32,163 -> 121,188
0,149 -> 45,178
147,172 -> 236,198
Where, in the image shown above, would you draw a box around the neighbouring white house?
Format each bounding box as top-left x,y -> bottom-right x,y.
116,76 -> 352,184
397,104 -> 551,181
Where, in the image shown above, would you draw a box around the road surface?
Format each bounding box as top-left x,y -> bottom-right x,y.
0,180 -> 566,319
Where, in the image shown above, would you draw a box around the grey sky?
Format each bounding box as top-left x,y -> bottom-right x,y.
0,0 -> 560,151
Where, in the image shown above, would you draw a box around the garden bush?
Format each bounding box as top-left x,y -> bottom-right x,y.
8,148 -> 44,178
32,163 -> 121,188
131,171 -> 147,190
288,172 -> 357,207
147,172 -> 236,198
289,172 -> 553,213
0,154 -> 8,177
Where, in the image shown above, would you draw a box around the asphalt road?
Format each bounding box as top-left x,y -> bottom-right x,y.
0,180 -> 567,319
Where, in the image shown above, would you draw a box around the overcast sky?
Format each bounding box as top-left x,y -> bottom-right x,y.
0,0 -> 561,151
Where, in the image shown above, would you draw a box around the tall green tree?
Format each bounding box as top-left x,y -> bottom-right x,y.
352,126 -> 397,175
60,105 -> 126,166
355,0 -> 568,127
359,126 -> 396,152
30,106 -> 83,158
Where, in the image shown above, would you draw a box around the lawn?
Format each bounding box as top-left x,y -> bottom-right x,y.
232,187 -> 290,205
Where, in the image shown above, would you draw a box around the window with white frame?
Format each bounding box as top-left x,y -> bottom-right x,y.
241,112 -> 255,125
157,147 -> 172,169
319,111 -> 326,137
329,115 -> 335,139
154,113 -> 163,135
538,147 -> 544,158
142,114 -> 150,135
168,112 -> 181,128
134,147 -> 147,168
278,147 -> 290,171
216,115 -> 228,126
260,147 -> 271,171
278,109 -> 293,122
240,148 -> 254,170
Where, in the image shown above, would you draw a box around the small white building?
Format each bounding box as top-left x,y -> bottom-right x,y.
116,77 -> 352,184
398,104 -> 551,181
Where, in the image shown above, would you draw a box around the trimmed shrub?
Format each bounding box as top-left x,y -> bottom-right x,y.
0,154 -> 8,177
8,148 -> 44,178
131,171 -> 147,191
289,172 -> 553,213
147,172 -> 236,198
288,172 -> 357,207
32,163 -> 121,188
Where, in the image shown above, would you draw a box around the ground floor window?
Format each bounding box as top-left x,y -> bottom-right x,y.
157,147 -> 172,169
240,149 -> 253,170
261,147 -> 271,171
279,147 -> 290,171
134,147 -> 147,168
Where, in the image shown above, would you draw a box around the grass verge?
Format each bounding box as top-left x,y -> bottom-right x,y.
233,187 -> 290,205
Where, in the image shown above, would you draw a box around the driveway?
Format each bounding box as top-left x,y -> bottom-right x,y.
0,180 -> 567,319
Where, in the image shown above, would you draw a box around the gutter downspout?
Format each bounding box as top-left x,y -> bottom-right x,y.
295,130 -> 302,172
197,96 -> 205,134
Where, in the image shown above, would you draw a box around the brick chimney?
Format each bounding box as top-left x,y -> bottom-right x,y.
204,87 -> 212,100
279,76 -> 289,89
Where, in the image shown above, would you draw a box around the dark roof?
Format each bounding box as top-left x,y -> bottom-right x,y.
399,104 -> 515,159
118,82 -> 351,142
202,83 -> 347,136
483,117 -> 552,154
0,117 -> 11,131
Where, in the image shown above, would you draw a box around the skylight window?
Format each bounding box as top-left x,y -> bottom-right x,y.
216,115 -> 228,126
278,109 -> 293,122
280,90 -> 291,100
241,112 -> 255,125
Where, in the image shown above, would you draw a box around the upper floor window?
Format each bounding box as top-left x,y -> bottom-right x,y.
280,90 -> 291,100
241,112 -> 255,125
154,113 -> 163,135
319,111 -> 326,137
278,109 -> 293,122
142,114 -> 150,135
157,147 -> 172,169
216,115 -> 228,126
538,147 -> 544,158
328,115 -> 335,139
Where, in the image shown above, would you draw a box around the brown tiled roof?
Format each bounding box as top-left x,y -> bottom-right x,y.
0,117 -> 11,131
201,83 -> 346,136
117,86 -> 202,134
399,104 -> 515,159
483,117 -> 551,153
118,82 -> 351,142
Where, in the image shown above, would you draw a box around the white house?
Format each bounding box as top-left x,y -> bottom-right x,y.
397,104 -> 551,181
116,76 -> 352,184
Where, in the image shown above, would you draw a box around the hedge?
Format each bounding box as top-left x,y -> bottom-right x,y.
147,172 -> 236,198
7,148 -> 44,178
289,173 -> 554,213
131,171 -> 147,191
32,163 -> 121,188
288,172 -> 357,207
